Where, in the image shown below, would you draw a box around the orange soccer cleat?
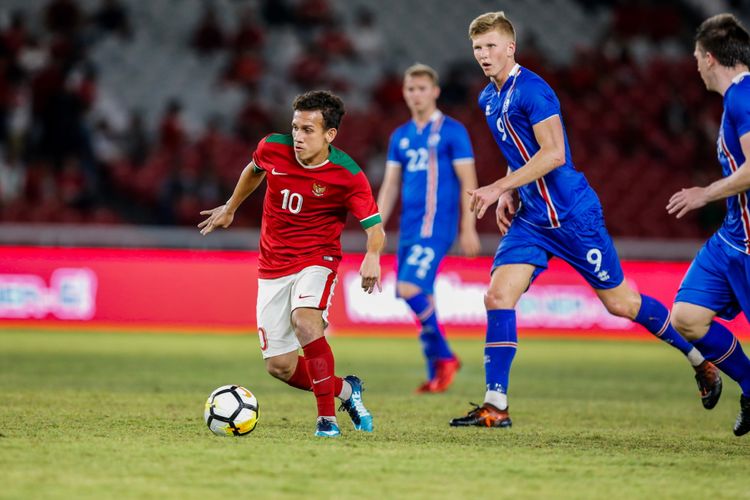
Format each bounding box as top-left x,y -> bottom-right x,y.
431,357 -> 461,392
449,402 -> 512,428
415,357 -> 461,393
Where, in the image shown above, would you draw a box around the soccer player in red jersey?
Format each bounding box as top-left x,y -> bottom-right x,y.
198,91 -> 385,437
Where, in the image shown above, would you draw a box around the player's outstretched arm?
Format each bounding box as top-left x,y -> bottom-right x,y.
453,160 -> 481,256
470,117 -> 565,219
198,161 -> 266,235
376,165 -> 401,227
360,222 -> 385,294
667,133 -> 750,219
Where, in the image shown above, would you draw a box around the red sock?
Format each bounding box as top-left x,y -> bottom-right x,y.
284,355 -> 344,395
302,337 -> 340,417
284,356 -> 312,391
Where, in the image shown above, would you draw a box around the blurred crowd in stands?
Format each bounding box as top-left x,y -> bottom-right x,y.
0,0 -> 746,238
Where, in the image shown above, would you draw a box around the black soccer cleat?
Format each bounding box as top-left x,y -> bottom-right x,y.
694,360 -> 723,410
449,403 -> 512,428
733,394 -> 750,437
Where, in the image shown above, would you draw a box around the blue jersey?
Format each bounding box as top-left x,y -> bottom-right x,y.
479,64 -> 598,228
387,110 -> 474,243
716,72 -> 750,254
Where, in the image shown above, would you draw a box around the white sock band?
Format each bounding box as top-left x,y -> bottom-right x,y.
687,347 -> 705,367
484,390 -> 508,410
337,379 -> 352,401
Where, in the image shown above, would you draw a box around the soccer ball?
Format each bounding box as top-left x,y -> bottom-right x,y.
204,385 -> 259,436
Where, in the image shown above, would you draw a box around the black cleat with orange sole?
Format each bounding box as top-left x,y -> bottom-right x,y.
694,360 -> 722,410
449,403 -> 512,428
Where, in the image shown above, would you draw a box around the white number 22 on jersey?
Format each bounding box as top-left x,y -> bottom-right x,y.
406,244 -> 435,279
405,148 -> 428,172
280,189 -> 303,214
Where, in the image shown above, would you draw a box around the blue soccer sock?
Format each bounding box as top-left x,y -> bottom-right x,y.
484,309 -> 517,410
405,293 -> 453,380
692,321 -> 750,395
635,294 -> 701,362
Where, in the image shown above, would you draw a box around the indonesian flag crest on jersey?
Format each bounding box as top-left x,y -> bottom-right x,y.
312,182 -> 327,197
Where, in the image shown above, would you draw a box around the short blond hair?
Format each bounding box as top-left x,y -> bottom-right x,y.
468,11 -> 516,40
404,63 -> 439,85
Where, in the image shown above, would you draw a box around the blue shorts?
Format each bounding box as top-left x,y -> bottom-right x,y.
675,233 -> 750,321
397,238 -> 453,296
493,206 -> 624,290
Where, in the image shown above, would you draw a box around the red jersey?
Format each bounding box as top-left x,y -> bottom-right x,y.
251,133 -> 381,279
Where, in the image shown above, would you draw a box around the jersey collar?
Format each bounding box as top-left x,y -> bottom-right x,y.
413,109 -> 443,133
732,71 -> 750,85
497,63 -> 521,93
296,152 -> 330,169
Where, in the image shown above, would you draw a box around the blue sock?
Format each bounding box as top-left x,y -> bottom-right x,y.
692,321 -> 750,395
485,309 -> 517,394
634,294 -> 694,356
406,293 -> 453,380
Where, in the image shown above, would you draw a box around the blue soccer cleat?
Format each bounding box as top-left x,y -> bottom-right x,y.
339,375 -> 373,432
314,418 -> 341,437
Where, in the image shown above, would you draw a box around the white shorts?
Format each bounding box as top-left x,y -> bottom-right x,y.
256,265 -> 337,359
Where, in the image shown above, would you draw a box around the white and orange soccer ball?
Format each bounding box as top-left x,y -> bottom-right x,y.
204,385 -> 259,436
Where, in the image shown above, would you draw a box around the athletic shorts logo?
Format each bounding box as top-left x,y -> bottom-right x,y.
298,294 -> 315,299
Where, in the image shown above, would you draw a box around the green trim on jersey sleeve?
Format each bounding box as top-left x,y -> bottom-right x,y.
360,213 -> 382,229
329,147 -> 362,175
252,164 -> 264,174
266,133 -> 293,145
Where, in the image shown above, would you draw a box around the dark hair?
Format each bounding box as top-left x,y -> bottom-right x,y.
292,90 -> 345,130
696,13 -> 750,68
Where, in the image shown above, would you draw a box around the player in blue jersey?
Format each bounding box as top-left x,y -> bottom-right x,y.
666,13 -> 750,436
377,63 -> 481,393
450,11 -> 720,428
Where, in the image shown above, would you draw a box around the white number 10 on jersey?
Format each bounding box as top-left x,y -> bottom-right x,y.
280,189 -> 303,214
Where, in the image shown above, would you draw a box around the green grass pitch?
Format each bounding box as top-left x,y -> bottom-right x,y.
1,329 -> 749,499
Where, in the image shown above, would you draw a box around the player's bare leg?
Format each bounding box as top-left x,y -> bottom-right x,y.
291,307 -> 372,435
265,351 -> 301,384
451,264 -> 532,428
398,281 -> 461,393
597,282 -> 721,409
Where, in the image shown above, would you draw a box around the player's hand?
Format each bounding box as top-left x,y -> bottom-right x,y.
459,227 -> 481,257
359,253 -> 382,294
469,182 -> 505,220
496,191 -> 517,235
666,187 -> 708,219
198,205 -> 235,235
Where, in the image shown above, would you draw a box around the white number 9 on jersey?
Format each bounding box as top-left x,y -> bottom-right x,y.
586,248 -> 602,273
